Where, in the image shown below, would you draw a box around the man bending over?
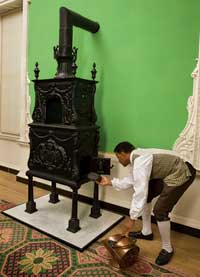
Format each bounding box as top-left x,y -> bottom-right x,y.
97,141 -> 196,265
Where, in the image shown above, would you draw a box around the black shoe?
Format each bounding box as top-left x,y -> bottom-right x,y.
155,249 -> 174,265
128,231 -> 153,240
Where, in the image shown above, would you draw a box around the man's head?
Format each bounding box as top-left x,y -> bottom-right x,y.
114,141 -> 135,167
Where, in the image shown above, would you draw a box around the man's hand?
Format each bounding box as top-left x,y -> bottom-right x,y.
122,218 -> 136,237
96,176 -> 112,186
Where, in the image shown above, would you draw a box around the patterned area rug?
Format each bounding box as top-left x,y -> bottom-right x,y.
0,200 -> 195,277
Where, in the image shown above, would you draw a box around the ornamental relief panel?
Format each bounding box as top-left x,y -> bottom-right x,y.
173,56 -> 200,170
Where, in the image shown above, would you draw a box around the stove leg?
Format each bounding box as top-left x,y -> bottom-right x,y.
49,181 -> 59,203
67,188 -> 80,233
25,175 -> 37,213
90,182 -> 101,218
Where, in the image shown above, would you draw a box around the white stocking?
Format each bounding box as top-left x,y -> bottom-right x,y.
157,220 -> 173,252
141,202 -> 152,235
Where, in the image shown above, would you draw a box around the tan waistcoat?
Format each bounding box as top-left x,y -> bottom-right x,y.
133,153 -> 191,187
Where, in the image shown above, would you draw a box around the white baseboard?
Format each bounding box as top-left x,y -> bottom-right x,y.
170,214 -> 200,229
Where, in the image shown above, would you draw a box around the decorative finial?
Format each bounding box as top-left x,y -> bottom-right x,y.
72,46 -> 78,77
91,62 -> 97,80
34,62 -> 40,80
53,45 -> 59,59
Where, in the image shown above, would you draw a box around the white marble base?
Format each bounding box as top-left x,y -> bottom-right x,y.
3,195 -> 123,251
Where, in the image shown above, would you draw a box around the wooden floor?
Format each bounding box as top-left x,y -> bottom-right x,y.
0,170 -> 199,275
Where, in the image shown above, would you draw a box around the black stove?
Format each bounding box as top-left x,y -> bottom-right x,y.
25,7 -> 111,233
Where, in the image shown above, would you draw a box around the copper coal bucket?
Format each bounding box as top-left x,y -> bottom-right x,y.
103,234 -> 140,269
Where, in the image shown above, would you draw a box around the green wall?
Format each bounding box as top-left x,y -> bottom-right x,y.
28,0 -> 200,152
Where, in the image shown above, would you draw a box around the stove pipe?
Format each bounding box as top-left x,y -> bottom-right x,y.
54,7 -> 100,78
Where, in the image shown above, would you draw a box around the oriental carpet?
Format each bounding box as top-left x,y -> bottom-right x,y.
0,200 -> 195,277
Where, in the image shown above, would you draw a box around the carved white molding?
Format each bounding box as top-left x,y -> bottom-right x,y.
18,73 -> 32,143
173,52 -> 200,170
17,0 -> 31,144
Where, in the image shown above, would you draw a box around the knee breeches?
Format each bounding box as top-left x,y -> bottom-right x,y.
147,162 -> 196,221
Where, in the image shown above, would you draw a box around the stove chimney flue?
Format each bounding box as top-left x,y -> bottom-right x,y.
54,7 -> 100,78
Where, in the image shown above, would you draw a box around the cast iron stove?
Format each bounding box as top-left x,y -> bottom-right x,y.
25,7 -> 111,233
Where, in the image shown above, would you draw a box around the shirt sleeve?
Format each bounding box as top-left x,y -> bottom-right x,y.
111,174 -> 134,190
130,154 -> 153,220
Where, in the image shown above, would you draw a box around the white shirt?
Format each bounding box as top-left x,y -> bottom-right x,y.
111,150 -> 153,220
